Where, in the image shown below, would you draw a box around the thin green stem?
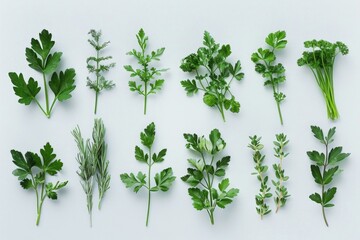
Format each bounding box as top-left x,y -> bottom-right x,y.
321,143 -> 329,227
94,91 -> 99,114
146,148 -> 152,226
42,73 -> 50,117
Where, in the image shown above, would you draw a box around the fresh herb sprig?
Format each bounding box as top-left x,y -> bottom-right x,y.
182,129 -> 239,224
9,29 -> 76,118
180,31 -> 244,122
11,143 -> 68,225
251,31 -> 287,125
124,29 -> 167,114
307,126 -> 350,226
298,40 -> 349,120
87,29 -> 116,114
272,133 -> 290,212
248,135 -> 272,219
120,122 -> 176,226
72,118 -> 110,226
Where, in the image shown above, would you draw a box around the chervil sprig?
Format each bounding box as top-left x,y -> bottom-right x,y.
180,31 -> 244,122
272,133 -> 290,212
298,40 -> 349,120
87,29 -> 116,114
248,135 -> 272,219
124,29 -> 168,114
120,122 -> 175,226
307,126 -> 350,226
182,129 -> 239,224
251,31 -> 287,125
9,29 -> 76,118
11,143 -> 68,225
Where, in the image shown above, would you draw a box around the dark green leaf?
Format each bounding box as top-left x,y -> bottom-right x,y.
49,68 -> 76,101
9,73 -> 40,105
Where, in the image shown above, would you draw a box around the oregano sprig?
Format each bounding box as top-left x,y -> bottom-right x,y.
9,29 -> 76,118
248,135 -> 272,219
87,29 -> 116,114
182,129 -> 239,224
11,143 -> 68,225
72,118 -> 110,227
124,29 -> 168,114
307,126 -> 350,226
120,122 -> 176,226
298,40 -> 349,120
251,31 -> 287,125
180,31 -> 244,122
272,133 -> 290,212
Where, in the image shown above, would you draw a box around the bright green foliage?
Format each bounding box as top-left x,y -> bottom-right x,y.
124,29 -> 167,114
9,29 -> 76,118
248,135 -> 272,219
87,29 -> 116,114
251,31 -> 287,125
120,122 -> 175,226
11,143 -> 68,225
182,129 -> 239,224
72,118 -> 110,227
298,40 -> 349,120
180,31 -> 244,122
307,126 -> 350,227
272,133 -> 290,212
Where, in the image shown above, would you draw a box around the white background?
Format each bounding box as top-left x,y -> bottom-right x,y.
0,0 -> 359,239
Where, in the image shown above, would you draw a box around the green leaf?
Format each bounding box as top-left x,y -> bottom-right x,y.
216,198 -> 233,208
218,178 -> 230,192
20,178 -> 33,189
153,167 -> 176,192
323,187 -> 337,204
323,166 -> 339,185
328,147 -> 350,165
203,93 -> 218,107
134,146 -> 148,163
44,52 -> 62,74
216,156 -> 230,169
307,151 -> 325,166
309,193 -> 322,204
25,48 -> 43,72
311,126 -> 325,144
152,148 -> 167,163
40,143 -> 63,176
181,80 -> 198,95
311,165 -> 322,184
9,73 -> 40,105
33,29 -> 55,60
12,169 -> 29,180
188,188 -> 207,210
11,150 -> 30,172
140,122 -> 155,148
49,68 -> 76,101
226,188 -> 239,198
120,172 -> 146,193
326,127 -> 336,143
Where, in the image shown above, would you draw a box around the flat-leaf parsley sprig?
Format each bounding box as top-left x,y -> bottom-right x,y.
11,143 -> 68,225
124,29 -> 168,115
9,29 -> 76,118
180,31 -> 244,122
251,31 -> 287,125
120,122 -> 176,226
307,126 -> 350,227
182,129 -> 239,224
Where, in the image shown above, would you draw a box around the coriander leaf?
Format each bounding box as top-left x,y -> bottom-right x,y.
152,149 -> 167,163
181,80 -> 198,94
44,52 -> 62,74
49,68 -> 76,101
135,146 -> 148,163
153,167 -> 176,192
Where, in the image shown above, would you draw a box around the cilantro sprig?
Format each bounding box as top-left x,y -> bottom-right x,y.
72,118 -> 110,227
248,135 -> 272,219
307,126 -> 350,226
9,29 -> 76,118
124,29 -> 168,115
180,31 -> 244,122
87,29 -> 116,114
251,31 -> 287,125
11,143 -> 68,225
182,129 -> 239,224
298,40 -> 349,120
120,122 -> 176,226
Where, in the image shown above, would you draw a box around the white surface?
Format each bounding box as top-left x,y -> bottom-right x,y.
0,0 -> 359,239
